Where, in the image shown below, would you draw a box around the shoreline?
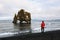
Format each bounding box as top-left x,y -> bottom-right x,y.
0,30 -> 60,40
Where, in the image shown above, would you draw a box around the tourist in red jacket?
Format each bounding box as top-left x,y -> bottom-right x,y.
41,21 -> 45,32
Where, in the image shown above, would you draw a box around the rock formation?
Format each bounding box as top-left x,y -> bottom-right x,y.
12,9 -> 31,24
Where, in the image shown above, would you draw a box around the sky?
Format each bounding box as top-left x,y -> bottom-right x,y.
0,0 -> 60,20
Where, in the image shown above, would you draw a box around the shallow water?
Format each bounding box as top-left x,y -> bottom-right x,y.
0,20 -> 60,38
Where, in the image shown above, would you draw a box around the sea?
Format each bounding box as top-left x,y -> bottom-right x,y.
0,20 -> 60,38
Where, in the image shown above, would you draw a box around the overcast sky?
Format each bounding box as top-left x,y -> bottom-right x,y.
0,0 -> 60,20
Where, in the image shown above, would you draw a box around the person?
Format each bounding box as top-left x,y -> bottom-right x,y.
41,21 -> 45,32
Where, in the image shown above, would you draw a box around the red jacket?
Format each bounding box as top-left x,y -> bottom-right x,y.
41,22 -> 45,28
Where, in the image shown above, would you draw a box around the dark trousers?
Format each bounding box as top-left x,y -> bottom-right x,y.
41,27 -> 44,33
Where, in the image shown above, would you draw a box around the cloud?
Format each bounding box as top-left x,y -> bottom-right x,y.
0,0 -> 42,18
0,0 -> 60,20
0,4 -> 3,9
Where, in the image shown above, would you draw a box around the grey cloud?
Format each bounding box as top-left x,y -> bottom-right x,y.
0,0 -> 60,20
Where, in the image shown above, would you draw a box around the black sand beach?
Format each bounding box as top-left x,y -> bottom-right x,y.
0,30 -> 60,40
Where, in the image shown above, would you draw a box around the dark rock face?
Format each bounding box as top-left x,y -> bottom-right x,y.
12,9 -> 31,24
12,14 -> 17,24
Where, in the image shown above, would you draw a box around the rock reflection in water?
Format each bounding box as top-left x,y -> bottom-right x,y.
13,23 -> 31,33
